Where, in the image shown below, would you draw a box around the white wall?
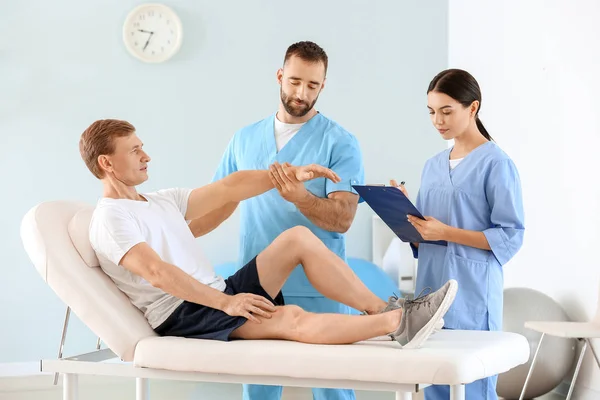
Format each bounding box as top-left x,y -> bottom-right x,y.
0,1 -> 448,363
449,0 -> 600,397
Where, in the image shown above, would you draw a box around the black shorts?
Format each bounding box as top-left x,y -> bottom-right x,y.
154,257 -> 285,341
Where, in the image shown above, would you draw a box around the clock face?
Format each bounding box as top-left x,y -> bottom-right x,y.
123,4 -> 183,63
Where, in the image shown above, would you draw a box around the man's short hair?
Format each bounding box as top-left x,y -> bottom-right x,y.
284,41 -> 328,75
79,119 -> 135,179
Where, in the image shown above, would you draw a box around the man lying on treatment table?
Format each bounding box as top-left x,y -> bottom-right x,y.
79,119 -> 457,349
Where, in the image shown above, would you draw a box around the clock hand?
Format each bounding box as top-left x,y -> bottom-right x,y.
138,29 -> 154,34
142,32 -> 154,51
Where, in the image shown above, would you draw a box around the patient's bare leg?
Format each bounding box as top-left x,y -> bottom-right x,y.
256,226 -> 387,315
231,305 -> 401,344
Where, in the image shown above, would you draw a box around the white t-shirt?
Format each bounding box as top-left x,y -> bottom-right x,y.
449,158 -> 464,170
89,188 -> 226,329
274,117 -> 305,151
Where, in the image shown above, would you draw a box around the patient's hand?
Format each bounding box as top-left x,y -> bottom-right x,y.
288,163 -> 341,183
222,293 -> 276,323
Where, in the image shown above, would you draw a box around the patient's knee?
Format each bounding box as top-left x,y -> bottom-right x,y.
279,305 -> 304,333
281,226 -> 316,250
279,305 -> 321,342
284,226 -> 311,239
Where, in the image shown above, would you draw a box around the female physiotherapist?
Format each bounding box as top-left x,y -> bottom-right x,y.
392,69 -> 525,400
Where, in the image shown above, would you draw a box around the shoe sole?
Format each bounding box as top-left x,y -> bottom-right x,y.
401,280 -> 458,349
367,307 -> 445,342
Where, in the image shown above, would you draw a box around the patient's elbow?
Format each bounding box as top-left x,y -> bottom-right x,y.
145,262 -> 167,288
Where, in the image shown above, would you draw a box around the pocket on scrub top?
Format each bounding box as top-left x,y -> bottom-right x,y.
446,253 -> 489,317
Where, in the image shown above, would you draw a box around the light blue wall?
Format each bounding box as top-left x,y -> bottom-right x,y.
0,0 -> 448,363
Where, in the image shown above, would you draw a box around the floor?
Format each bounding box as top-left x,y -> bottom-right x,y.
0,374 -> 566,400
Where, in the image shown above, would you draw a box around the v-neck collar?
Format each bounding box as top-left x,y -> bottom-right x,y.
263,112 -> 323,161
445,141 -> 493,185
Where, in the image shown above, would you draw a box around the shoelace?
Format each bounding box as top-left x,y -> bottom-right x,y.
403,287 -> 433,312
363,294 -> 400,315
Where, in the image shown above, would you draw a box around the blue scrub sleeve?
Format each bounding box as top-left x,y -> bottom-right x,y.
483,159 -> 525,265
325,135 -> 365,198
212,135 -> 238,183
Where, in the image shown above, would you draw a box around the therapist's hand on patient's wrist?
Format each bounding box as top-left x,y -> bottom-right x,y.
268,162 -> 339,204
407,215 -> 450,241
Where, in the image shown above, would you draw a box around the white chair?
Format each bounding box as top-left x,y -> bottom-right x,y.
519,284 -> 600,400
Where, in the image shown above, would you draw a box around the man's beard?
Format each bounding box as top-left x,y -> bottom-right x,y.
280,87 -> 319,117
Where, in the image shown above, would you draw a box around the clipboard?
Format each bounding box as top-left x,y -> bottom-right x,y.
353,185 -> 447,246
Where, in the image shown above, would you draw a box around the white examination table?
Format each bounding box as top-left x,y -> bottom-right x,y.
20,201 -> 530,400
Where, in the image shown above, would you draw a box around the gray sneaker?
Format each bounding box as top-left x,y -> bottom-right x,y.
382,295 -> 405,313
381,295 -> 444,332
390,280 -> 458,349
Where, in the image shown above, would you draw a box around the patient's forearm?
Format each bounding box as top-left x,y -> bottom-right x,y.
222,170 -> 274,202
189,202 -> 238,238
185,171 -> 274,222
151,261 -> 228,310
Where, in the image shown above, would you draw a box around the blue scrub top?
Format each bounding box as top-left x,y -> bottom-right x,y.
213,112 -> 365,297
413,141 -> 525,331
